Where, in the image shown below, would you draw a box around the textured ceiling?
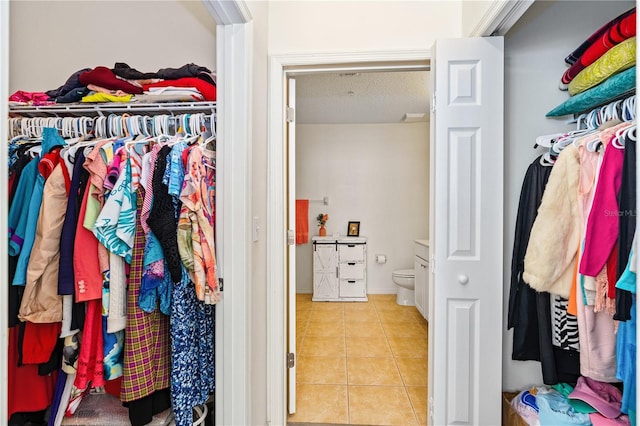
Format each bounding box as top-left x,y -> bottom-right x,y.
294,70 -> 430,124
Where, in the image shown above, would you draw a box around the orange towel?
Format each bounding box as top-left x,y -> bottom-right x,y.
296,200 -> 309,244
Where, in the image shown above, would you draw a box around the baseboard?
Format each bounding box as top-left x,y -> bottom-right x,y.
365,285 -> 397,295
296,287 -> 398,295
295,289 -> 397,295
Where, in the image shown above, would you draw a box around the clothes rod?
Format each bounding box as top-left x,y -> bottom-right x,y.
309,196 -> 329,205
8,101 -> 217,117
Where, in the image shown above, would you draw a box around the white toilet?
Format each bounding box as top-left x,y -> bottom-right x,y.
392,269 -> 415,306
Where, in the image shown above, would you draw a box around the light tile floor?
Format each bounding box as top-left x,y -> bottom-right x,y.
288,294 -> 428,425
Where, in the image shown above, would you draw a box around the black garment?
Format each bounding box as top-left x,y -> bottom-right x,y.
70,294 -> 86,336
615,134 -> 635,321
508,155 -> 580,385
8,410 -> 47,426
54,87 -> 90,104
66,150 -> 91,332
8,257 -> 23,328
111,62 -> 158,80
157,63 -> 216,86
38,337 -> 63,376
537,292 -> 581,385
125,388 -> 171,426
58,150 -> 86,295
508,155 -> 553,360
112,62 -> 216,86
8,151 -> 32,327
147,147 -> 182,282
45,68 -> 92,99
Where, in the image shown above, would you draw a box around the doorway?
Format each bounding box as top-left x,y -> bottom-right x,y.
269,39 -> 505,425
287,69 -> 430,424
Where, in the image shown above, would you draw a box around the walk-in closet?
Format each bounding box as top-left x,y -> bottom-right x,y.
4,1 -> 224,425
504,1 -> 637,424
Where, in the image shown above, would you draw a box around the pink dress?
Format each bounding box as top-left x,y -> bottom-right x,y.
579,136 -> 625,277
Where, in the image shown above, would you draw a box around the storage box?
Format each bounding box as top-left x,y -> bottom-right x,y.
502,391 -> 529,426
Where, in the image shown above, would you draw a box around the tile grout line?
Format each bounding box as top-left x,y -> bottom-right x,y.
343,305 -> 351,425
377,300 -> 422,426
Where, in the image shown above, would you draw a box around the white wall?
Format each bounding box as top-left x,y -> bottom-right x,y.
247,1 -> 269,424
296,122 -> 429,294
268,1 -> 462,53
9,1 -> 216,93
502,0 -> 635,391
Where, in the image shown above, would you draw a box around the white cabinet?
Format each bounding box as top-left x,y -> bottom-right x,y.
312,236 -> 368,301
414,240 -> 429,321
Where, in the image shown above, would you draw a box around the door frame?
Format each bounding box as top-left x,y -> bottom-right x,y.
267,50 -> 431,425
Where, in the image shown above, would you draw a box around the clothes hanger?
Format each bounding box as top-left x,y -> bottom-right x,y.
610,121 -> 635,149
539,151 -> 555,166
190,114 -> 203,136
575,113 -> 589,131
623,96 -> 636,121
534,133 -> 563,149
548,129 -> 591,154
626,125 -> 637,143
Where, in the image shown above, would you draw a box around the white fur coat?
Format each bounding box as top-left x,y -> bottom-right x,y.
523,144 -> 581,298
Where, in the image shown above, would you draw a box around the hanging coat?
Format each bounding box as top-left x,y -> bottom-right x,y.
509,155 -> 552,360
524,144 -> 581,298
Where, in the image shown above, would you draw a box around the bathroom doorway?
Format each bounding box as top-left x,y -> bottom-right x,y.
287,69 -> 430,425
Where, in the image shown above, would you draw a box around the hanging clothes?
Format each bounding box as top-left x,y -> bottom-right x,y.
178,144 -> 219,304
7,109 -> 217,425
18,163 -> 68,324
524,144 -> 581,298
579,141 -> 625,277
12,128 -> 66,287
616,241 -> 637,423
615,134 -> 636,321
509,155 -> 553,361
121,187 -> 171,425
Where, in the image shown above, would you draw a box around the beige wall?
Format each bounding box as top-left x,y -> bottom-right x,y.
268,1 -> 462,53
295,122 -> 429,294
460,0 -> 495,36
9,1 -> 216,93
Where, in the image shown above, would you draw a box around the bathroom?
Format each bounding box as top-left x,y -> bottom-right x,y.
291,70 -> 430,425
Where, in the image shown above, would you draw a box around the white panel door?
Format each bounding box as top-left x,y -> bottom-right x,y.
429,37 -> 504,426
287,77 -> 297,415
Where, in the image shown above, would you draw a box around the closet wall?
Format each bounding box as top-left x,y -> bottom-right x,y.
9,1 -> 216,92
502,0 -> 635,390
295,122 -> 429,294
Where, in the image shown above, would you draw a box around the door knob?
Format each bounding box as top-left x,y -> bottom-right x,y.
458,274 -> 469,285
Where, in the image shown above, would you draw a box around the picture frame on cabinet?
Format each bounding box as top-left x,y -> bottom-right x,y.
347,221 -> 360,237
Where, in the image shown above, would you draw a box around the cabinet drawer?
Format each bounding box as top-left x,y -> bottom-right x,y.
415,242 -> 429,261
339,262 -> 364,279
339,279 -> 366,298
338,244 -> 365,262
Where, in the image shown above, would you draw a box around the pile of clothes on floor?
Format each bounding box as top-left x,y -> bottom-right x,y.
9,63 -> 216,105
509,376 -> 630,425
